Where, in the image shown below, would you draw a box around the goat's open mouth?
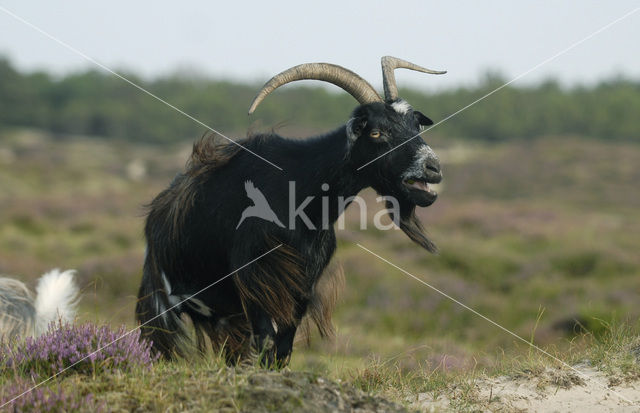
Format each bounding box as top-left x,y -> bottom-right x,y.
402,177 -> 438,206
403,178 -> 434,193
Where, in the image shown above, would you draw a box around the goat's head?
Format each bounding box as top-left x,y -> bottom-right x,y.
249,57 -> 445,251
347,98 -> 441,208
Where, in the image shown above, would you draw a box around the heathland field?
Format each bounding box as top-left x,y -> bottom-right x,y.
1,128 -> 640,411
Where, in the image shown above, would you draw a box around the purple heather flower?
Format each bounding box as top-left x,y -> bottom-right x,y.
0,381 -> 103,412
1,322 -> 159,378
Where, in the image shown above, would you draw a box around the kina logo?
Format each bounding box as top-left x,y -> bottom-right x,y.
236,180 -> 285,229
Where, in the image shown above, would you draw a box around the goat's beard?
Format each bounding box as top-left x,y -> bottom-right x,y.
387,200 -> 438,253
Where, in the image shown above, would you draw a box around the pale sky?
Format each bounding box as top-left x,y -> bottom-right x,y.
0,1 -> 639,91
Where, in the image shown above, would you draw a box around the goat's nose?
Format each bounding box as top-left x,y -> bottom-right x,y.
426,163 -> 440,174
424,159 -> 442,183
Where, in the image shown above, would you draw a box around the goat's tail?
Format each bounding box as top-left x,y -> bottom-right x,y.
0,269 -> 79,339
135,257 -> 191,359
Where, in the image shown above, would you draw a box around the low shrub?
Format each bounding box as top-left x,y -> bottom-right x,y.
1,322 -> 158,378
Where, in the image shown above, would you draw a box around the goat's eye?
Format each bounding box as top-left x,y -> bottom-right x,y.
369,130 -> 381,139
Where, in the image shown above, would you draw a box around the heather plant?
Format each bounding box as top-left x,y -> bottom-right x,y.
1,322 -> 158,379
0,380 -> 102,412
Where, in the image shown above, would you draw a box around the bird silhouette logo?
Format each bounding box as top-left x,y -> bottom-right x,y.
236,180 -> 285,229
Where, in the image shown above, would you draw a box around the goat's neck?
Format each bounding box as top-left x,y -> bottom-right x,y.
296,126 -> 368,225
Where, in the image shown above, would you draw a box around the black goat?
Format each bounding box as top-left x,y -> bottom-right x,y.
136,57 -> 445,364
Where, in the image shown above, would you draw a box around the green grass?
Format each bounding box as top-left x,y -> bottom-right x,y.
4,322 -> 638,411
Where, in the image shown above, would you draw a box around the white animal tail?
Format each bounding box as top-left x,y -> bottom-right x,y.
33,269 -> 79,335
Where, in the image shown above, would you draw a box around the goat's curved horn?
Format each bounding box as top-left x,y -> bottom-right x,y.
248,63 -> 382,114
381,56 -> 446,101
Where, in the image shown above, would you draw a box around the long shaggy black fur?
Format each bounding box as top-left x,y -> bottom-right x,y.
137,99 -> 442,365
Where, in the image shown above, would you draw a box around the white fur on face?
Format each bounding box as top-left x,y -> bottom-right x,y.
401,145 -> 439,179
391,99 -> 412,115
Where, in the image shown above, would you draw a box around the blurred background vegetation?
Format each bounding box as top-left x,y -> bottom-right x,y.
0,55 -> 639,374
1,56 -> 640,143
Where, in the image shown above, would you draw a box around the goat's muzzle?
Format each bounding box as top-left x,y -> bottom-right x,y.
401,145 -> 442,207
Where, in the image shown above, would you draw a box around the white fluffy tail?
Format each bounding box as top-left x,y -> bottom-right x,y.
33,269 -> 79,335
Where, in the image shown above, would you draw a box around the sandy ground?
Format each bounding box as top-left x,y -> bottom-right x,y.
414,364 -> 640,412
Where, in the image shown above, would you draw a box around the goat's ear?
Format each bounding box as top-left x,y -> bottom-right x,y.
414,111 -> 433,126
347,117 -> 367,141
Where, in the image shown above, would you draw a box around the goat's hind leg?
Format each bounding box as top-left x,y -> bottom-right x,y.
207,313 -> 252,364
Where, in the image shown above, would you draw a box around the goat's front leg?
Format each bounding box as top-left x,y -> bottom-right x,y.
247,304 -> 277,367
274,325 -> 297,364
273,300 -> 308,365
